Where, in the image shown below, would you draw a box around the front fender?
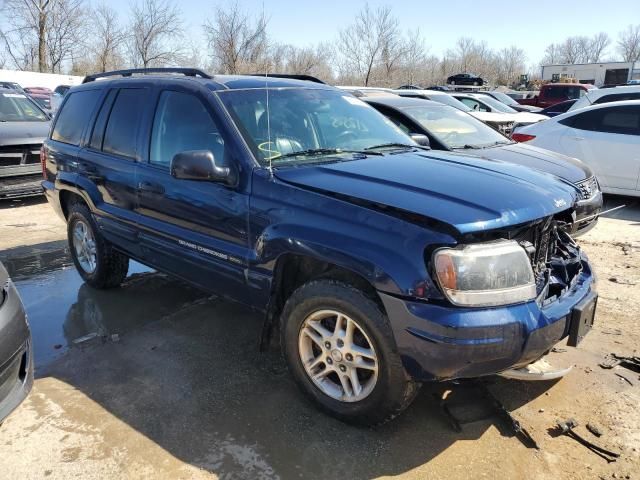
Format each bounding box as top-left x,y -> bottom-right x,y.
249,172 -> 457,299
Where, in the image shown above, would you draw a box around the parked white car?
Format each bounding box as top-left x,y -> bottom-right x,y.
395,89 -> 516,135
513,100 -> 640,197
569,85 -> 640,111
451,93 -> 548,127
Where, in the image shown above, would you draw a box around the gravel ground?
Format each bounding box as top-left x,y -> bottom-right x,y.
0,195 -> 638,480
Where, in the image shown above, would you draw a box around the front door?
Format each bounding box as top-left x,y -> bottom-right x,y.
135,87 -> 251,301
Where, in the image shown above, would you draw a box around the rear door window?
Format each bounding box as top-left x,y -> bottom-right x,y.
560,106 -> 640,135
594,92 -> 640,105
51,90 -> 101,145
599,106 -> 640,135
102,89 -> 147,159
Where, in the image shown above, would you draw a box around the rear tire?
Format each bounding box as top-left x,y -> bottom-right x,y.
67,202 -> 129,289
281,279 -> 419,425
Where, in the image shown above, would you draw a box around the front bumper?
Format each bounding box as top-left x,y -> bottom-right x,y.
0,270 -> 34,423
381,254 -> 595,381
570,190 -> 603,237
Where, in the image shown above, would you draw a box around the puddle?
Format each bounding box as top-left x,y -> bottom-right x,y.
4,247 -> 208,368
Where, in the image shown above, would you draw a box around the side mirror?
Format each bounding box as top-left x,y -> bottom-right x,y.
171,150 -> 237,186
410,133 -> 430,148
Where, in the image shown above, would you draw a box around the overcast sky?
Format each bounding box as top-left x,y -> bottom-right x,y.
109,0 -> 639,65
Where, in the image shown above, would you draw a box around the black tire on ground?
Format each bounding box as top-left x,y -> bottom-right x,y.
67,202 -> 129,289
281,279 -> 419,426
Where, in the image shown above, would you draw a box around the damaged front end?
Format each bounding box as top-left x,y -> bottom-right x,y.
517,218 -> 588,306
382,207 -> 597,381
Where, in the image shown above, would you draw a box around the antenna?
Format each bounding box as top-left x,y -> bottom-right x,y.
263,1 -> 273,178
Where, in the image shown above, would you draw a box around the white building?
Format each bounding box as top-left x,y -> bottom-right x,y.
0,69 -> 84,90
541,61 -> 640,87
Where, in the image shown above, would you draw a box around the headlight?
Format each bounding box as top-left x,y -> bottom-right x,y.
433,240 -> 536,307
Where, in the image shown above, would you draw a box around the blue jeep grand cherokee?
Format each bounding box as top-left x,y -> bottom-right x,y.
42,69 -> 597,425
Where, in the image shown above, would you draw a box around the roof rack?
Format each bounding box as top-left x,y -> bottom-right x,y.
248,73 -> 326,84
82,68 -> 212,84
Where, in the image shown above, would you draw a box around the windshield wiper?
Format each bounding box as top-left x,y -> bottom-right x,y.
274,148 -> 382,161
365,143 -> 428,151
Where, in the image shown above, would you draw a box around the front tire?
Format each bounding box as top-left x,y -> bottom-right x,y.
67,202 -> 129,289
281,279 -> 419,425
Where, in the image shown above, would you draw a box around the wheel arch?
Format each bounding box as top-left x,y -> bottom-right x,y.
260,252 -> 386,352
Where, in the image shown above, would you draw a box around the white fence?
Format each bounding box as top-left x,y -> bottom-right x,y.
0,69 -> 84,90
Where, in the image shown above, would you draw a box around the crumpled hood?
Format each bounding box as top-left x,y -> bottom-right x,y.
274,151 -> 579,235
0,121 -> 50,146
455,143 -> 593,184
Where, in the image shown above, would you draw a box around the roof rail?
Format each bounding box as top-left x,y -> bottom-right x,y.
82,68 -> 212,84
248,73 -> 326,84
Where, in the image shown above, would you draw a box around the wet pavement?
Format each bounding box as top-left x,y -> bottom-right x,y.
4,248 -> 204,367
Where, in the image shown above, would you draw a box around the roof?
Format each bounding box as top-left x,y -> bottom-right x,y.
363,96 -> 442,108
584,84 -> 640,100
79,69 -> 335,92
395,89 -> 449,97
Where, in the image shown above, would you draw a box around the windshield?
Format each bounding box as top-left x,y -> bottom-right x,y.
0,91 -> 47,122
219,88 -> 414,165
474,95 -> 518,113
403,104 -> 511,149
426,93 -> 473,112
487,92 -> 519,107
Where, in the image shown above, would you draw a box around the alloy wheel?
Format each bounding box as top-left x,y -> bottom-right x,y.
72,220 -> 97,274
298,309 -> 379,402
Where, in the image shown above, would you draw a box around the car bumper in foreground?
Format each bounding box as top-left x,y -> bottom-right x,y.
381,254 -> 595,381
0,174 -> 43,199
0,266 -> 34,423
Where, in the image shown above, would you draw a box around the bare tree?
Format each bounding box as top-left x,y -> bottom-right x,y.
617,24 -> 640,62
336,4 -> 400,86
541,43 -> 562,65
90,3 -> 125,72
203,2 -> 268,74
496,46 -> 526,85
588,32 -> 610,62
1,0 -> 52,71
398,29 -> 427,86
282,44 -> 332,78
128,0 -> 184,68
46,0 -> 87,73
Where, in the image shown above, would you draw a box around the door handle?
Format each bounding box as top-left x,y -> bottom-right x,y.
138,181 -> 165,194
572,136 -> 585,141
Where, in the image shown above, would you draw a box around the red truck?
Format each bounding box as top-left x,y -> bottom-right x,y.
517,83 -> 593,108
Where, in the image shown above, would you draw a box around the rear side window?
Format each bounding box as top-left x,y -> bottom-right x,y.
560,106 -> 640,135
51,90 -> 101,145
102,89 -> 147,159
149,90 -> 225,168
89,89 -> 117,150
599,106 -> 640,135
594,92 -> 640,105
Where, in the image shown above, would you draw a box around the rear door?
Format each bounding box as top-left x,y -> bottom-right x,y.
559,105 -> 640,192
134,85 -> 251,300
79,85 -> 152,256
47,89 -> 102,190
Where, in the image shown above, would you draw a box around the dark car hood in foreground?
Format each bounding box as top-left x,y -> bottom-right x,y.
275,151 -> 578,235
458,143 -> 593,184
0,121 -> 50,146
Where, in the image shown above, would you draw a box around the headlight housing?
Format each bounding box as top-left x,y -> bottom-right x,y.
433,240 -> 536,307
